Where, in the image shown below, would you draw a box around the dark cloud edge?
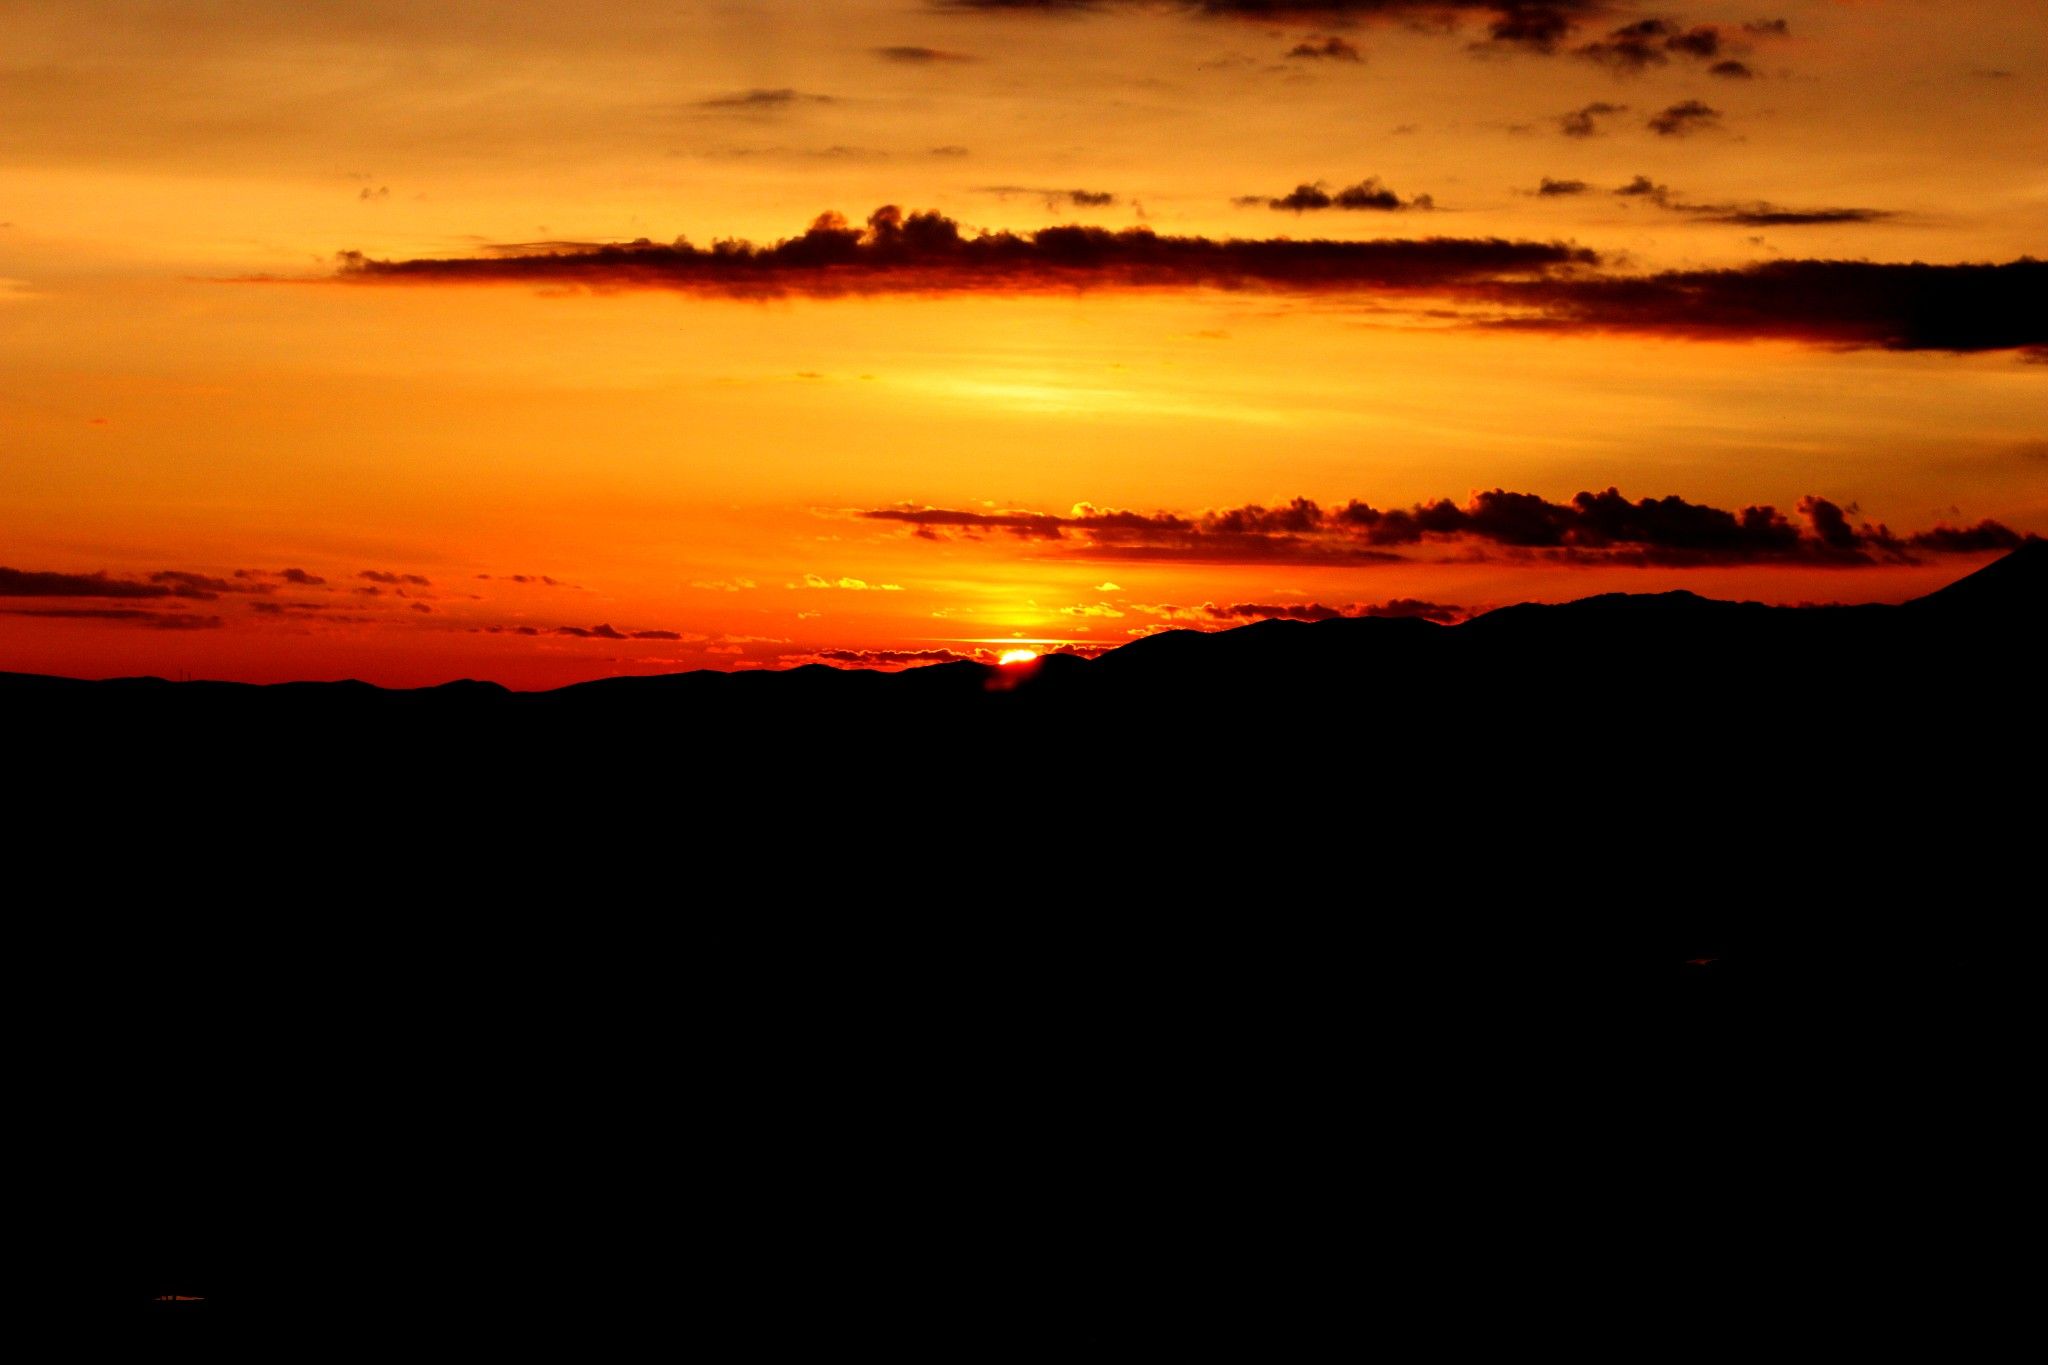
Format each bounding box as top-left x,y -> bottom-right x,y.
860,488 -> 2030,568
320,206 -> 2048,355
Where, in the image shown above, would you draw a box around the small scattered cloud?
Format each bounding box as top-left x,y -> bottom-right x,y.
1577,20 -> 1752,73
696,88 -> 835,110
1558,101 -> 1626,138
1536,177 -> 1589,196
803,574 -> 904,591
1648,100 -> 1721,137
981,185 -> 1119,209
876,45 -> 975,62
697,144 -> 889,162
1577,18 -> 1677,71
1253,177 -> 1434,212
1664,26 -> 1724,59
358,569 -> 431,586
1287,36 -> 1361,62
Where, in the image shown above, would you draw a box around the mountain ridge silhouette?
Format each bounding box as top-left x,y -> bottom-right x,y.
11,538 -> 2037,911
7,537 -> 2039,701
43,544 -> 2038,1348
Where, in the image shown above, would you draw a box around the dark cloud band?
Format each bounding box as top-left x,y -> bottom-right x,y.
330,207 -> 2047,355
863,489 -> 2027,567
336,206 -> 1591,298
935,1 -> 1608,53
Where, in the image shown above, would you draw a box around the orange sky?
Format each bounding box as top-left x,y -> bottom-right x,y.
3,0 -> 2043,687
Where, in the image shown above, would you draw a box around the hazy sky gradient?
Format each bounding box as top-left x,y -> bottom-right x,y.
3,0 -> 2042,685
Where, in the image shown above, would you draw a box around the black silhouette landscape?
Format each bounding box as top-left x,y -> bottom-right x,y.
52,542 -> 2039,1346
15,537 -> 2038,725
18,539 -> 2038,895
21,1 -> 2043,1346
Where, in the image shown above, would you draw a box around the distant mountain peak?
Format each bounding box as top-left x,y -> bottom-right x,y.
1553,589 -> 1751,611
1907,535 -> 2046,611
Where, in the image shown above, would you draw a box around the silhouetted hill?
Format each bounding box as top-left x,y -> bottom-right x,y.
10,543 -> 2037,894
32,547 -> 2037,1351
1905,532 -> 2046,611
7,545 -> 2041,762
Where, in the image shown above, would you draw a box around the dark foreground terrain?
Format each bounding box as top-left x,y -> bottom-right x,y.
13,539 -> 2039,897
19,543 -> 2039,1351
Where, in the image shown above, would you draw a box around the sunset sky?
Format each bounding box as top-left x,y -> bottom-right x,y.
4,0 -> 2043,687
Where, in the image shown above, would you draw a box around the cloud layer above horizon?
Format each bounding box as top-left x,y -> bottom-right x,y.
331,206 -> 2048,355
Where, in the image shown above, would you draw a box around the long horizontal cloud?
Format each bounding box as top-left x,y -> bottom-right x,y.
875,45 -> 976,62
556,623 -> 688,641
3,607 -> 226,629
237,567 -> 327,586
3,566 -> 185,599
863,489 -> 2027,567
337,206 -> 1590,298
330,207 -> 2047,354
476,623 -> 699,641
1204,598 -> 1464,622
796,644 -> 1107,670
695,88 -> 835,110
980,185 -> 1119,208
1482,259 -> 2045,352
1703,206 -> 1885,227
811,648 -> 979,668
1610,176 -> 1893,226
930,2 -> 1807,74
1,565 -> 270,601
932,3 -> 1800,77
934,2 -> 1610,53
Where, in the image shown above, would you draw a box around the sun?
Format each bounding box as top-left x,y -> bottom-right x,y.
997,648 -> 1040,666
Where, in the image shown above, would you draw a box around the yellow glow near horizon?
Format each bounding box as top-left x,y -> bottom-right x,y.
998,649 -> 1041,667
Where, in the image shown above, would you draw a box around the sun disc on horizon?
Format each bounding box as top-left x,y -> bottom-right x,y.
998,648 -> 1040,666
